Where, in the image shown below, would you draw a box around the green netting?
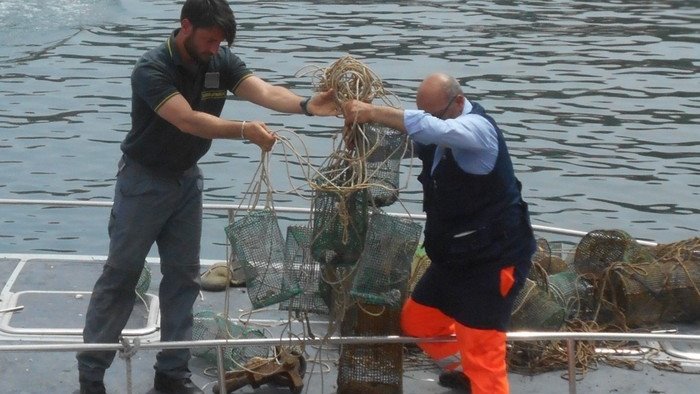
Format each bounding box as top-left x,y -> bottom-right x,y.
510,279 -> 566,331
311,188 -> 368,266
547,271 -> 595,321
278,226 -> 329,315
363,124 -> 406,208
349,211 -> 422,306
224,209 -> 301,309
573,229 -> 654,278
191,310 -> 269,370
135,263 -> 151,300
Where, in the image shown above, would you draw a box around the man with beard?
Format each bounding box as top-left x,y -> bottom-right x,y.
76,1 -> 336,393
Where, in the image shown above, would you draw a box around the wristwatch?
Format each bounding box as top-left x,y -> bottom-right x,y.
300,97 -> 313,116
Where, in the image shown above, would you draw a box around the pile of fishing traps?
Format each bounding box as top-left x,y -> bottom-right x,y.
504,230 -> 700,374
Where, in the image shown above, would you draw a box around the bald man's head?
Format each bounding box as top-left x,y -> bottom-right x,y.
416,73 -> 464,119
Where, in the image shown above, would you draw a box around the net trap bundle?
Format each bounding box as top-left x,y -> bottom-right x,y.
299,55 -> 418,394
224,152 -> 301,309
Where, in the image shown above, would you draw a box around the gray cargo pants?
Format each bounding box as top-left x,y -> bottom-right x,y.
77,155 -> 203,382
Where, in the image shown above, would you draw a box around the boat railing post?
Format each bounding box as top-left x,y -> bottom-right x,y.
216,344 -> 227,393
119,337 -> 139,394
567,338 -> 576,394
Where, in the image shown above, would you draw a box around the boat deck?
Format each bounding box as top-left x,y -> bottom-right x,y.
1,253 -> 699,394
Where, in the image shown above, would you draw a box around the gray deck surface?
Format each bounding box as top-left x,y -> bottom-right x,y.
1,256 -> 698,394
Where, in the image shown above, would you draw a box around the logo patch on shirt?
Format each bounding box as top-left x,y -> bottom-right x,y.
201,90 -> 226,100
204,72 -> 220,89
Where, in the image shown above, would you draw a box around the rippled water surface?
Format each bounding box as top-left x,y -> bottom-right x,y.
1,0 -> 698,256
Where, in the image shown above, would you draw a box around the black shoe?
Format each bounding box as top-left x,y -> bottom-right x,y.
438,370 -> 471,393
79,380 -> 106,394
154,373 -> 203,394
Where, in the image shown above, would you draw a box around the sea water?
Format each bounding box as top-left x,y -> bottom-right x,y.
0,0 -> 697,258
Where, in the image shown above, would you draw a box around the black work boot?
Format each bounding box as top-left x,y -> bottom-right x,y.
154,373 -> 203,394
79,379 -> 106,394
438,370 -> 472,393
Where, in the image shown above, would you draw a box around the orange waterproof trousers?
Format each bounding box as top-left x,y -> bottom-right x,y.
401,297 -> 509,394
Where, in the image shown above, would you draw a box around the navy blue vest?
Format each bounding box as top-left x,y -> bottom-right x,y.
417,102 -> 535,267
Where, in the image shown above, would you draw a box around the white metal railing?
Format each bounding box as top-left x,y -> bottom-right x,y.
0,198 -> 659,246
1,332 -> 699,394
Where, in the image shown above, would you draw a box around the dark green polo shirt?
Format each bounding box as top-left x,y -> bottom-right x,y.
122,29 -> 252,173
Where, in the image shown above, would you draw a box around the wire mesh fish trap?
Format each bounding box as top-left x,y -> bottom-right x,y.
311,188 -> 369,266
607,259 -> 700,328
573,229 -> 654,278
225,209 -> 301,309
547,271 -> 595,321
510,279 -> 566,331
362,124 -> 406,208
350,211 -> 422,306
191,310 -> 269,370
531,238 -> 569,277
278,225 -> 329,315
338,303 -> 403,394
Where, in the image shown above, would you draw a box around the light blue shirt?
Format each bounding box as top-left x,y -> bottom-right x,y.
404,100 -> 499,175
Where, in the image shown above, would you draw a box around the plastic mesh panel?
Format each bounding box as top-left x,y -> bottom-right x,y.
279,225 -> 329,315
311,188 -> 368,266
135,264 -> 151,300
225,209 -> 301,309
350,212 -> 421,306
363,124 -> 406,208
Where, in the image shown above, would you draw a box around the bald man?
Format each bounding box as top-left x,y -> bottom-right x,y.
343,73 -> 536,394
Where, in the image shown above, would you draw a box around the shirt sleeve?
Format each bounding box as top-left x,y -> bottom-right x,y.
131,58 -> 179,113
403,107 -> 499,174
218,47 -> 253,93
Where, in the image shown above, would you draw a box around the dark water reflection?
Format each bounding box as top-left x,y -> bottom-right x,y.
0,0 -> 697,256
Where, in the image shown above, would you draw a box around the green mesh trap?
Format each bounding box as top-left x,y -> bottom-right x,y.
349,211 -> 422,306
311,188 -> 368,266
224,209 -> 301,309
573,229 -> 654,278
363,124 -> 406,208
191,310 -> 269,370
547,271 -> 595,321
510,279 -> 566,331
278,225 -> 329,315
